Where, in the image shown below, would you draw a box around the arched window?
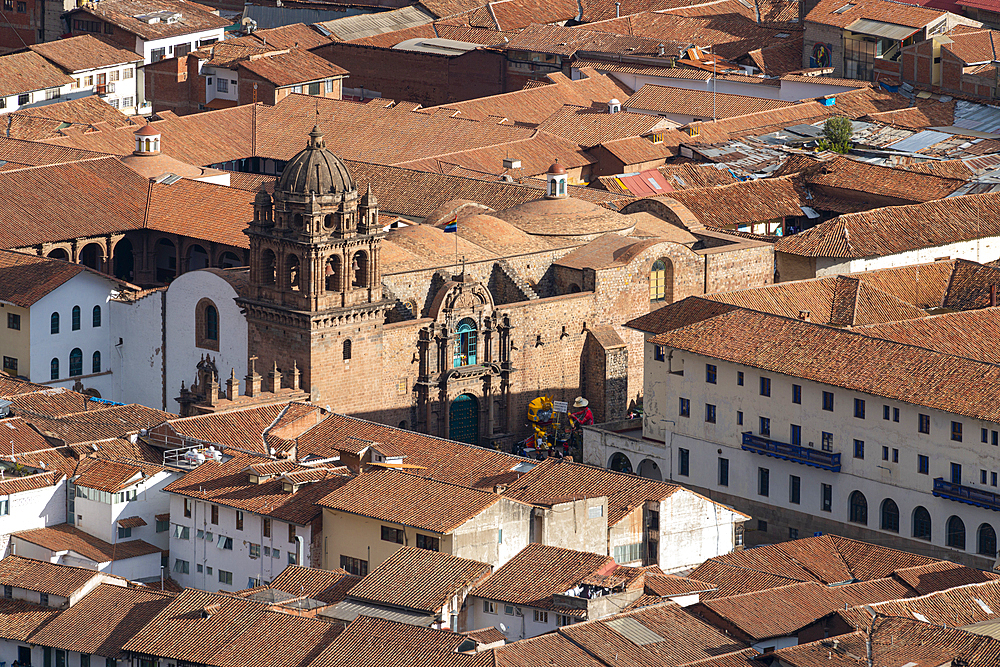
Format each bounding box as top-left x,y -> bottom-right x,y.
325,256 -> 341,292
205,306 -> 218,341
559,179 -> 566,195
92,305 -> 101,328
343,339 -> 352,361
69,348 -> 83,377
650,258 -> 673,302
72,306 -> 81,331
947,516 -> 966,550
880,498 -> 899,533
849,490 -> 867,525
352,251 -> 368,288
92,351 -> 101,374
324,214 -> 335,230
453,318 -> 477,367
262,249 -> 277,285
195,299 -> 220,352
979,524 -> 997,557
51,312 -> 59,334
293,213 -> 303,230
608,452 -> 632,474
913,506 -> 932,540
549,180 -> 557,197
50,358 -> 59,380
288,255 -> 301,291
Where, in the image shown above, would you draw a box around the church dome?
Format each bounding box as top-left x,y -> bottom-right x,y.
277,126 -> 355,196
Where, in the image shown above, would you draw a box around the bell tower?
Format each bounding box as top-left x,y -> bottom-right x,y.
240,126 -> 390,408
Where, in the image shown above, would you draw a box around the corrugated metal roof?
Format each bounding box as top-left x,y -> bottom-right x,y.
322,600 -> 436,626
605,617 -> 666,645
845,18 -> 920,40
242,5 -> 370,30
889,130 -> 952,152
952,99 -> 1000,135
393,37 -> 484,54
316,5 -> 434,41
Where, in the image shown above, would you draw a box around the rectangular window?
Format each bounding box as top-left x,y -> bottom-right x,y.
679,397 -> 690,417
156,519 -> 169,532
416,534 -> 440,551
984,428 -> 990,444
792,384 -> 801,404
994,431 -> 999,447
288,524 -> 296,543
45,88 -> 60,100
789,528 -> 799,540
216,535 -> 233,550
653,345 -> 665,362
612,542 -> 642,563
272,549 -> 280,559
706,364 -> 717,384
16,1 -> 24,11
172,525 -> 190,540
892,448 -> 898,463
718,458 -> 729,486
184,498 -> 192,518
952,421 -> 963,442
705,404 -> 716,423
556,614 -> 573,626
122,96 -> 134,109
504,605 -> 515,616
853,439 -> 864,459
340,556 -> 368,576
678,448 -> 689,476
308,81 -> 321,95
3,585 -> 11,598
325,78 -> 334,93
7,313 -> 19,330
983,470 -> 988,485
737,371 -> 744,386
790,424 -> 801,446
854,398 -> 865,419
211,505 -> 219,524
249,543 -> 260,558
882,446 -> 889,461
263,546 -> 271,557
757,519 -> 767,532
109,69 -> 119,82
918,455 -> 929,475
893,407 -> 899,422
758,467 -> 769,497
117,525 -> 131,539
151,47 -> 165,62
883,405 -> 890,420
737,411 -> 743,426
236,510 -> 244,530
123,68 -> 133,79
218,570 -> 233,586
993,472 -> 998,487
821,483 -> 832,512
263,518 -> 271,537
41,593 -> 49,607
759,417 -> 770,437
822,391 -> 834,411
2,357 -> 16,375
217,78 -> 228,93
919,414 -> 930,434
951,462 -> 962,484
760,377 -> 771,397
789,475 -> 800,504
381,525 -> 404,543
173,558 -> 189,574
821,431 -> 833,451
483,601 -> 496,614
533,610 -> 548,623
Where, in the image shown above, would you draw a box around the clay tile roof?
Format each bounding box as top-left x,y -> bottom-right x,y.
503,22 -> 677,58
838,579 -> 1000,630
749,35 -> 805,75
890,560 -> 1000,595
0,471 -> 59,495
0,597 -> 61,640
471,543 -> 614,610
0,98 -> 132,143
462,626 -> 505,644
13,524 -> 162,562
855,307 -> 1000,364
625,84 -> 794,119
495,630 -> 609,667
347,546 -> 492,612
74,459 -> 146,492
0,249 -> 86,306
805,0 -> 946,29
164,454 -> 350,524
73,0 -> 231,40
657,176 -> 804,228
23,403 -> 171,445
775,191 -> 1000,259
269,565 -> 360,604
536,104 -> 666,148
117,516 -> 148,528
0,51 -> 75,98
0,555 -> 103,596
237,48 -> 347,87
644,574 -> 717,597
27,584 -> 174,658
163,403 -> 315,454
312,614 -> 491,667
30,34 -> 143,71
317,468 -> 502,533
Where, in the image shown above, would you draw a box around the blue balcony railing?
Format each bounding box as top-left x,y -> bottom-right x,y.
933,478 -> 1000,512
741,432 -> 841,472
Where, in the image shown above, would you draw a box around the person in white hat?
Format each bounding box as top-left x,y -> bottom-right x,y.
570,396 -> 593,426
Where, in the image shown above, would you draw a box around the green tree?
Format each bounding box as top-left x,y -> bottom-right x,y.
819,116 -> 852,154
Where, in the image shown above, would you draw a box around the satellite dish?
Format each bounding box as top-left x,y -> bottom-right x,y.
499,623 -> 507,632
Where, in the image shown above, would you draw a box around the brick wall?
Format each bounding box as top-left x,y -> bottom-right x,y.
803,23 -> 844,77
704,243 -> 774,293
901,39 -> 934,87
0,0 -> 38,55
311,43 -> 505,107
145,54 -> 203,115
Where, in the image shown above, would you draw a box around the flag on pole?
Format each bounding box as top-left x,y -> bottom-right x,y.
443,217 -> 458,233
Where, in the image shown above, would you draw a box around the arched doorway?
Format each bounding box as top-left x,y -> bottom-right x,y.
979,523 -> 997,557
47,248 -> 69,261
449,394 -> 479,446
155,238 -> 177,282
947,516 -> 966,550
79,243 -> 104,271
186,244 -> 210,271
637,458 -> 662,481
113,238 -> 134,280
608,452 -> 632,474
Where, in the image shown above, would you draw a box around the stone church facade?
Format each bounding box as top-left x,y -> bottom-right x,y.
122,129 -> 774,449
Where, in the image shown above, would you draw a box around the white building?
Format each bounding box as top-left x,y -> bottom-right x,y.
591,273 -> 1000,569
0,51 -> 74,115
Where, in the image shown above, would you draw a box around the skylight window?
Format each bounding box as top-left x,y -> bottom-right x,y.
833,3 -> 855,12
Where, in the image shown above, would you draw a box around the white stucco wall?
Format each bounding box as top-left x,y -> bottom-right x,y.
814,236 -> 1000,277
29,272 -> 117,398
110,289 -> 165,409
74,469 -> 177,550
140,28 -> 225,64
465,598 -> 562,640
164,270 -> 248,414
0,480 -> 66,557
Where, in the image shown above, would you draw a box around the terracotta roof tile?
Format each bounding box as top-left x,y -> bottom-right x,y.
318,468 -> 502,533
28,584 -> 174,658
0,51 -> 75,98
347,546 -> 491,612
625,84 -> 794,119
72,0 -> 231,41
804,0 -> 947,29
23,403 -> 171,445
838,579 -> 1000,629
237,48 -> 347,87
503,22 -> 680,58
0,597 -> 60,640
495,630 -> 610,667
891,560 -> 1000,595
73,459 -> 150,493
2,97 -> 133,142
748,35 -> 805,75
13,524 -> 162,562
644,574 -> 717,596
268,565 -> 360,604
30,34 -> 143,71
655,176 -> 804,228
537,104 -> 666,148
0,555 -> 104,596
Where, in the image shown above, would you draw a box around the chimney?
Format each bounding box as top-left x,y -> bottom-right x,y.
226,368 -> 239,401
245,356 -> 262,397
615,1 -> 620,17
268,361 -> 282,393
798,310 -> 811,322
658,43 -> 665,56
